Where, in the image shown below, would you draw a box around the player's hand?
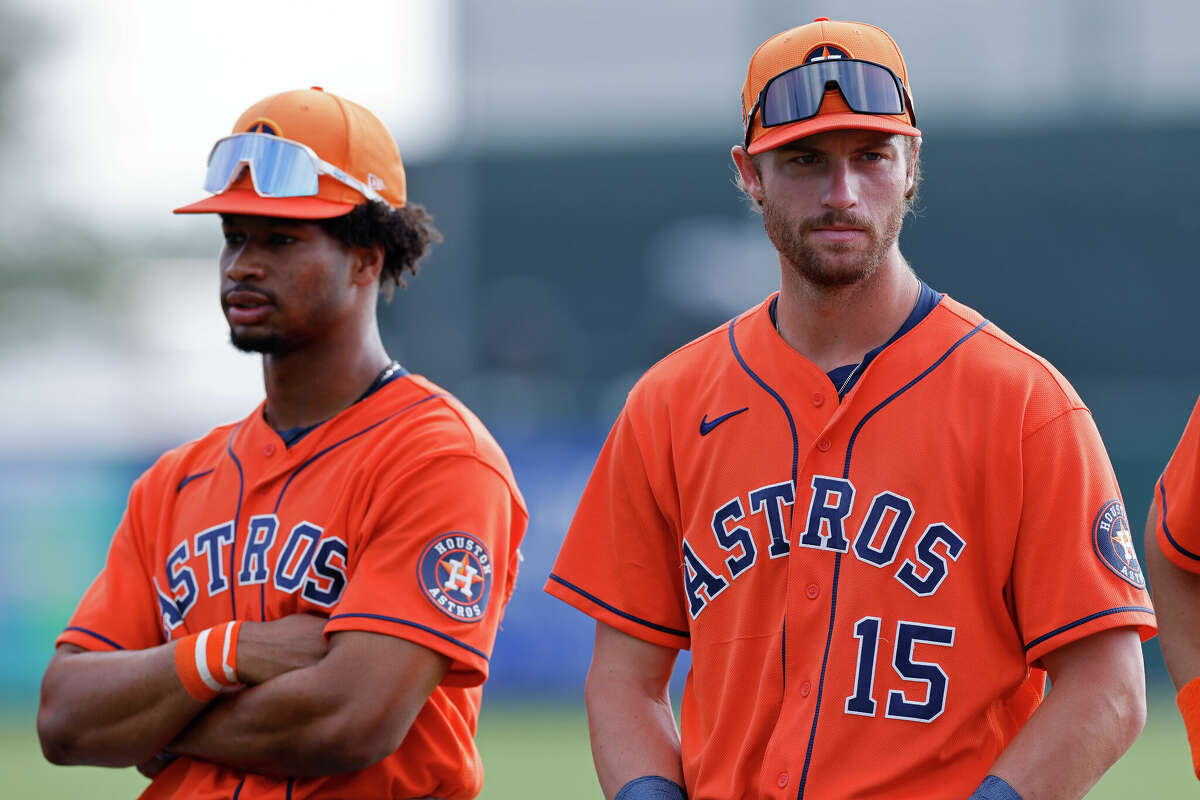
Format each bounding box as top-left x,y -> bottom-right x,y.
235,613 -> 331,685
136,752 -> 177,779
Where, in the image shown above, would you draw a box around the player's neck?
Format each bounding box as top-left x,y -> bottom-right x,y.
775,251 -> 920,374
260,324 -> 392,431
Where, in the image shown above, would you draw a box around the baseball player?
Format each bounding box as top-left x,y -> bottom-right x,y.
1145,397 -> 1200,779
546,18 -> 1155,800
37,87 -> 527,800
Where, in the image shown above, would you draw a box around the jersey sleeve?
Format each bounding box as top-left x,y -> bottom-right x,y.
545,402 -> 691,651
1012,408 -> 1156,665
1153,395 -> 1200,573
324,454 -> 525,688
56,475 -> 166,652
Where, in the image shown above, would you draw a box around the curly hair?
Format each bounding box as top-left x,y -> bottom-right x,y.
318,201 -> 442,301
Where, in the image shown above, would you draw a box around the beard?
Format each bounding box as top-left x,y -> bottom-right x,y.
229,330 -> 289,354
762,199 -> 906,289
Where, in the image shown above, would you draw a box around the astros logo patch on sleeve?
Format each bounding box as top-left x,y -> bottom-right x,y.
418,532 -> 493,622
1092,499 -> 1145,588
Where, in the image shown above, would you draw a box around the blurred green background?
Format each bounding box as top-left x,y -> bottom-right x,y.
4,0 -> 1200,797
2,701 -> 1196,798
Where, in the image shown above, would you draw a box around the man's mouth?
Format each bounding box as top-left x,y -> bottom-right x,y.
224,290 -> 275,325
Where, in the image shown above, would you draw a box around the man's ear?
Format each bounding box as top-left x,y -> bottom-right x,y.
731,145 -> 764,207
351,243 -> 386,287
905,137 -> 922,195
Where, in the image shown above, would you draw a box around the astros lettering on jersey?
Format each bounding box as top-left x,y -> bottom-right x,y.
59,371 -> 527,800
546,293 -> 1155,799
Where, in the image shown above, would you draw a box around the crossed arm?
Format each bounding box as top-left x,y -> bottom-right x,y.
37,614 -> 449,778
586,621 -> 1144,800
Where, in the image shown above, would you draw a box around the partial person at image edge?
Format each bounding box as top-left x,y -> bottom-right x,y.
1146,397 -> 1200,782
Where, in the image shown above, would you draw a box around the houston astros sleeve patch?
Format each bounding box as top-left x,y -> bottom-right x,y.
1092,500 -> 1144,588
418,531 -> 493,622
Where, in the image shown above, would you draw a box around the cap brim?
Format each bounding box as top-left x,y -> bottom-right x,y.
747,113 -> 921,155
173,187 -> 357,219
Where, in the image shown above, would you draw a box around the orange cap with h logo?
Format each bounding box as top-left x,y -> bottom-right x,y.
741,18 -> 920,154
175,87 -> 406,219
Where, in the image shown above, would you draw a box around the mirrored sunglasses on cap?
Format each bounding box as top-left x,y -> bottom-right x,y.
204,132 -> 385,204
743,58 -> 915,150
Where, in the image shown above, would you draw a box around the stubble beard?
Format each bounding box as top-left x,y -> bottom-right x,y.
762,199 -> 907,289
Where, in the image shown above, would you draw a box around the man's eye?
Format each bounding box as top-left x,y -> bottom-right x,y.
223,233 -> 245,245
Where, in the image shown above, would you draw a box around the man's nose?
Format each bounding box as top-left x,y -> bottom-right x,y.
821,159 -> 858,210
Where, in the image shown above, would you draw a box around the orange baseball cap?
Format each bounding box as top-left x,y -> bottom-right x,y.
174,87 -> 406,219
741,18 -> 920,154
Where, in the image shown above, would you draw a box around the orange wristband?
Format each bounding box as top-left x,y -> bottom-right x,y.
173,621 -> 243,702
1177,676 -> 1200,778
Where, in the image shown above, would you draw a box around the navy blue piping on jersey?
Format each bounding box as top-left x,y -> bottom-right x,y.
796,553 -> 842,800
260,393 -> 448,619
64,626 -> 125,650
272,393 -> 447,515
831,283 -> 943,398
226,423 -> 247,620
796,318 -> 988,800
1022,606 -> 1155,653
329,612 -> 490,661
547,574 -> 690,639
770,283 -> 944,398
275,365 -> 411,449
231,778 -> 244,799
728,317 -> 799,520
728,316 -> 799,695
286,778 -> 294,799
1157,476 -> 1200,562
843,320 -> 988,478
176,469 -> 213,494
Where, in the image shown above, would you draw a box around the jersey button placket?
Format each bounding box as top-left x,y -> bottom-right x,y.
264,443 -> 276,457
776,418 -> 840,792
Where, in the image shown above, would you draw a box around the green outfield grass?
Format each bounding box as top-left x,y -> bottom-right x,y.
3,696 -> 1193,798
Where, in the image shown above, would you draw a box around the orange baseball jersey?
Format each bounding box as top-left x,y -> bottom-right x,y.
58,370 -> 527,800
1152,394 -> 1200,573
546,292 -> 1155,800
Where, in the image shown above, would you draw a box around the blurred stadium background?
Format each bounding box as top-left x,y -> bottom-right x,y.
3,0 -> 1199,796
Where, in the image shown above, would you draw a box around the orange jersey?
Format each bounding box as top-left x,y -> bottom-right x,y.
1152,394 -> 1200,573
58,371 -> 527,800
546,293 -> 1154,800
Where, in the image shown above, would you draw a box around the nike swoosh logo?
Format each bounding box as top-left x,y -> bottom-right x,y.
700,407 -> 749,436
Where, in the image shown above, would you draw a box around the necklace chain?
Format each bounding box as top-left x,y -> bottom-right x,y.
775,308 -> 862,397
